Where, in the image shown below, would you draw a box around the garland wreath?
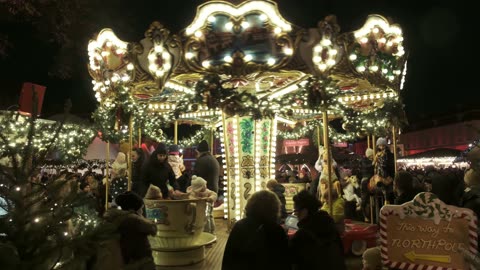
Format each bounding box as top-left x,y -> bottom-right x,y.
92,85 -> 140,143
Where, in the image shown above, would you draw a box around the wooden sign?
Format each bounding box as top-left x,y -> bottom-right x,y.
19,82 -> 46,116
380,192 -> 477,270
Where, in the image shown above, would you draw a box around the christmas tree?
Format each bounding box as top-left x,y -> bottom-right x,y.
0,99 -> 116,269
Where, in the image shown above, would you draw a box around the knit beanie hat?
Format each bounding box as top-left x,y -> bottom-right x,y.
169,144 -> 180,155
155,143 -> 168,155
144,184 -> 163,199
365,148 -> 374,158
116,191 -> 144,211
197,140 -> 209,152
190,175 -> 207,192
362,247 -> 382,270
464,168 -> 480,187
376,137 -> 387,147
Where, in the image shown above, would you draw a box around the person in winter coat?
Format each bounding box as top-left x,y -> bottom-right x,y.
103,191 -> 157,269
320,181 -> 345,231
222,190 -> 290,270
461,168 -> 480,219
290,190 -> 346,270
372,137 -> 395,203
172,175 -> 218,233
431,173 -> 464,206
360,148 -> 375,219
188,175 -> 217,234
393,171 -> 421,205
131,148 -> 146,197
266,179 -> 287,221
143,143 -> 178,199
194,140 -> 220,193
362,246 -> 382,270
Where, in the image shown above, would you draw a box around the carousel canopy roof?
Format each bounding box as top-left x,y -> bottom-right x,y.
87,0 -> 407,129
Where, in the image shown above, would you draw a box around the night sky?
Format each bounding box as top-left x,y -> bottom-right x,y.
0,0 -> 475,125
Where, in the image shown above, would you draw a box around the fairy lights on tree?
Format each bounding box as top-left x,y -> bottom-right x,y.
0,104 -> 114,269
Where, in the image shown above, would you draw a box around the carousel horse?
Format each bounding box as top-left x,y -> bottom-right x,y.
343,175 -> 361,209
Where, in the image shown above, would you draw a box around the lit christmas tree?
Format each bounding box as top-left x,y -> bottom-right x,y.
0,99 -> 115,269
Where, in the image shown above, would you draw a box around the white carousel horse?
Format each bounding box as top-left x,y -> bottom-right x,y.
343,175 -> 362,209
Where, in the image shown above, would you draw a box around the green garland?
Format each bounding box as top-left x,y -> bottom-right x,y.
174,73 -> 293,120
0,112 -> 95,163
92,85 -> 143,143
341,99 -> 406,136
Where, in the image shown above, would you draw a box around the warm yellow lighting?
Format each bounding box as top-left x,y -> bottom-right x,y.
284,48 -> 293,55
241,21 -> 250,28
185,1 -> 292,35
225,22 -> 233,31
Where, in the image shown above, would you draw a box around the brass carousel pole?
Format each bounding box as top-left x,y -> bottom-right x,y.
392,126 -> 398,174
210,125 -> 215,155
370,134 -> 376,224
317,125 -> 321,155
174,120 -> 178,145
127,116 -> 133,191
105,142 -> 110,210
138,127 -> 142,149
322,111 -> 333,216
367,135 -> 371,149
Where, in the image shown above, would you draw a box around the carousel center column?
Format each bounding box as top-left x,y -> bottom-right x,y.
222,114 -> 276,224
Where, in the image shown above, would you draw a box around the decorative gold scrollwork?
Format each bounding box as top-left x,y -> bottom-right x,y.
230,182 -> 236,211
244,182 -> 252,200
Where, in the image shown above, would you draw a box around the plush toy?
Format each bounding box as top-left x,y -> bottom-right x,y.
111,152 -> 127,179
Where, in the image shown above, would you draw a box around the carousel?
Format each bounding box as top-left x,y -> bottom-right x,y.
87,0 -> 408,266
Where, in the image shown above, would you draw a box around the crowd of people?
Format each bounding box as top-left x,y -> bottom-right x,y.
26,136 -> 480,269
29,139 -> 221,269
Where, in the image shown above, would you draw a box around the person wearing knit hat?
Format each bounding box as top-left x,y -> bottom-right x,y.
103,191 -> 157,269
155,143 -> 168,155
116,191 -> 144,213
194,140 -> 220,194
168,144 -> 180,155
360,148 -> 375,222
197,140 -> 210,153
362,246 -> 382,270
187,175 -> 218,234
143,142 -> 178,199
461,168 -> 480,232
188,175 -> 217,202
167,144 -> 187,191
373,136 -> 395,204
375,137 -> 387,147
